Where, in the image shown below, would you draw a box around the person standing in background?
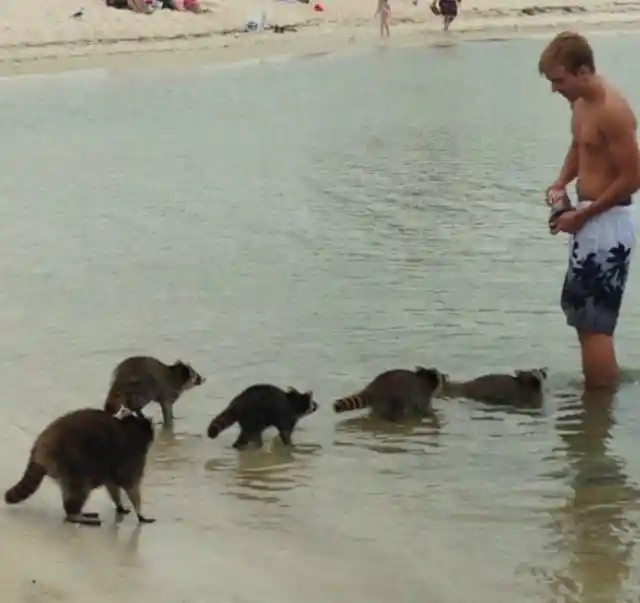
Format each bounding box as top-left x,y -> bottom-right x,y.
430,0 -> 460,31
375,0 -> 391,38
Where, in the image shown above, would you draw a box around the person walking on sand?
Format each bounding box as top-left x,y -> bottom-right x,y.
375,0 -> 391,38
430,0 -> 460,31
539,31 -> 640,390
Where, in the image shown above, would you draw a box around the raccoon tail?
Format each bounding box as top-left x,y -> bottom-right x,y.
4,460 -> 47,504
207,409 -> 238,439
333,393 -> 369,413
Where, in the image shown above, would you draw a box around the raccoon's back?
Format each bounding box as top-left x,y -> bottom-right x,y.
106,357 -> 168,412
38,408 -> 115,439
110,356 -> 168,387
458,375 -> 519,403
34,408 -> 132,468
230,384 -> 288,411
364,369 -> 430,399
230,384 -> 294,425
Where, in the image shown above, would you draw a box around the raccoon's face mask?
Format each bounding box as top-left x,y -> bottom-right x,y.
175,361 -> 206,391
286,388 -> 319,416
514,368 -> 548,391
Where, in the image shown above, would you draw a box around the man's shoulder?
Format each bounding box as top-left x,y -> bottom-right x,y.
600,87 -> 637,130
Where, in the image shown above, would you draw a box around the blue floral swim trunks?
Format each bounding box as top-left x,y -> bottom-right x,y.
560,199 -> 637,336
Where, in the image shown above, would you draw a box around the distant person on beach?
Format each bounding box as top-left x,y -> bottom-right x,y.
162,0 -> 204,12
105,0 -> 152,11
105,0 -> 204,12
430,0 -> 460,31
539,31 -> 640,390
375,0 -> 391,37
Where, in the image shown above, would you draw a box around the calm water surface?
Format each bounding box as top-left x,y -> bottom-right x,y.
2,33 -> 640,603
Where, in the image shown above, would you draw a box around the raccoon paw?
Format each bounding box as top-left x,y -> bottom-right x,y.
137,514 -> 156,524
115,505 -> 131,516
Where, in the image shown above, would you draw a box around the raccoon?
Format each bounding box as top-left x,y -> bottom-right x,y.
440,368 -> 548,409
104,356 -> 205,427
207,384 -> 319,449
4,406 -> 156,526
333,366 -> 446,421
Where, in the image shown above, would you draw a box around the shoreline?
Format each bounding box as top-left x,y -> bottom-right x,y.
1,3 -> 640,78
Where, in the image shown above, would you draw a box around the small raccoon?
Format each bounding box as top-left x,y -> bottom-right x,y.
440,368 -> 548,408
104,356 -> 205,427
333,366 -> 446,421
4,406 -> 155,526
207,384 -> 319,449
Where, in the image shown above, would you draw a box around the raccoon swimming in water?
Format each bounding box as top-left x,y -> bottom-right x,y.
333,366 -> 446,421
104,355 -> 205,427
207,384 -> 319,449
4,406 -> 156,526
440,368 -> 548,409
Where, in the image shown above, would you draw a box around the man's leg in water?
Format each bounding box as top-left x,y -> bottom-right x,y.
578,330 -> 618,390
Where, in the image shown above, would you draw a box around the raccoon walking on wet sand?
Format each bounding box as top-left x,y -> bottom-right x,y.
439,368 -> 548,409
207,384 -> 319,449
333,367 -> 446,422
104,356 -> 205,427
4,406 -> 156,526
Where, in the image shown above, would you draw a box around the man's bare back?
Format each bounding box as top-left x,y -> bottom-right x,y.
571,89 -> 639,202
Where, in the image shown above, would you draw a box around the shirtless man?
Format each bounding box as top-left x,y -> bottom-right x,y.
539,31 -> 640,390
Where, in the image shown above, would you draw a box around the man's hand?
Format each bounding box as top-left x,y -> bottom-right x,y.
545,182 -> 566,207
549,209 -> 587,235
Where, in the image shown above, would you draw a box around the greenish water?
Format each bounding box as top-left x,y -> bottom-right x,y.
2,33 -> 640,602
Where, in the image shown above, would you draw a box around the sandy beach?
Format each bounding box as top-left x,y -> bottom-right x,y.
1,0 -> 640,75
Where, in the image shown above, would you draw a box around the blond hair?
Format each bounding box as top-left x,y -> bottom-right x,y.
538,31 -> 595,75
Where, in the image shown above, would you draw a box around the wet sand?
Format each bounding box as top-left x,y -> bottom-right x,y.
0,416 -> 456,603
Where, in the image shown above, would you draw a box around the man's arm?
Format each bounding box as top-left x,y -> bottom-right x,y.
579,105 -> 640,222
554,139 -> 579,188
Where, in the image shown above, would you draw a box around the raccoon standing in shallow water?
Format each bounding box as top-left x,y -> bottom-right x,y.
4,407 -> 155,526
440,368 -> 548,409
207,384 -> 319,449
104,356 -> 206,427
333,367 -> 446,422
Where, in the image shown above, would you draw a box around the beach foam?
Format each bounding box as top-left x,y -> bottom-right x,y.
0,0 -> 640,74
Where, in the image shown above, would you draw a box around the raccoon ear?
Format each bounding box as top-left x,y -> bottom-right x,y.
305,390 -> 313,398
514,370 -> 541,388
114,406 -> 133,420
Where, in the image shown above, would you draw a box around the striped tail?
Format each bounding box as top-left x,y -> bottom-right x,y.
4,460 -> 47,504
333,393 -> 369,413
207,409 -> 237,439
